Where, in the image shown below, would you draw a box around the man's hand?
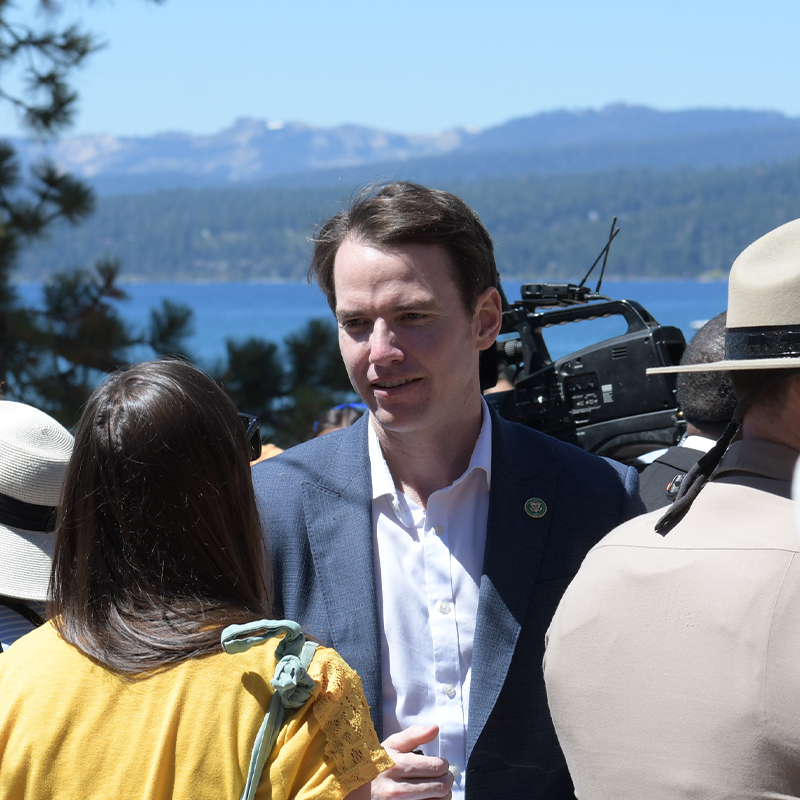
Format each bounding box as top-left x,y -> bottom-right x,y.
371,725 -> 454,799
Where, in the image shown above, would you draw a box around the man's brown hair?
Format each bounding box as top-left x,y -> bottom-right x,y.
310,181 -> 498,314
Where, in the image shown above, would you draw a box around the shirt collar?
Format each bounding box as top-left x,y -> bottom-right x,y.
368,397 -> 493,503
681,434 -> 716,454
714,438 -> 799,485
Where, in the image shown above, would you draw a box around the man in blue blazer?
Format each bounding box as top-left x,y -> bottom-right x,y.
253,182 -> 643,799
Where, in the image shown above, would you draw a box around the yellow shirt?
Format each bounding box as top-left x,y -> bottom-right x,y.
0,622 -> 392,800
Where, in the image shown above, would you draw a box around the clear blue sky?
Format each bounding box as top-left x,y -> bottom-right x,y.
3,0 -> 800,138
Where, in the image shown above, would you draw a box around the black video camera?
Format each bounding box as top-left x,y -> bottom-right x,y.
483,223 -> 687,460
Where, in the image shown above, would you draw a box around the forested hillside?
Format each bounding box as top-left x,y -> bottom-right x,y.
18,157 -> 800,282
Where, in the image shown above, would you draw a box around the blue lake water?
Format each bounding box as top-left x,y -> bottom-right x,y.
15,279 -> 729,366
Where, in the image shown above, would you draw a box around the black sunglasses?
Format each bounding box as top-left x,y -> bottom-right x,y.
238,412 -> 263,461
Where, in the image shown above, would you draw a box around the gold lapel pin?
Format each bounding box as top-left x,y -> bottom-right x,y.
525,497 -> 547,519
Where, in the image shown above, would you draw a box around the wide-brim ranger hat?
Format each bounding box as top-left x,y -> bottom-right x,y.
649,217 -> 800,374
0,401 -> 74,603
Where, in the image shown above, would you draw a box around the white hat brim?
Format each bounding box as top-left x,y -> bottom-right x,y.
0,522 -> 54,602
648,356 -> 800,375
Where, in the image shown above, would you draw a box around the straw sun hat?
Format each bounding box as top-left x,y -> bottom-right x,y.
649,217 -> 800,375
0,401 -> 74,602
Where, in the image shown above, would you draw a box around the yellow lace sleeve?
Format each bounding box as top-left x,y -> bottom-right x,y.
308,648 -> 394,794
263,647 -> 393,800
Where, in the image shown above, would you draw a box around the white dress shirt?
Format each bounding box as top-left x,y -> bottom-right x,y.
369,401 -> 492,798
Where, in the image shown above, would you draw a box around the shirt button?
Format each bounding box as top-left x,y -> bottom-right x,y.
449,766 -> 461,779
433,524 -> 444,536
443,683 -> 456,698
438,601 -> 452,615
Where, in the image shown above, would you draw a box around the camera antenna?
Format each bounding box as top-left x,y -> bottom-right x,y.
578,217 -> 619,293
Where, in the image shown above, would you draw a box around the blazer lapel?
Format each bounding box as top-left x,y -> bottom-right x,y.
467,412 -> 556,760
300,418 -> 385,733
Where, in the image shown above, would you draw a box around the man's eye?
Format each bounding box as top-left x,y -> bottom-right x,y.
341,318 -> 368,330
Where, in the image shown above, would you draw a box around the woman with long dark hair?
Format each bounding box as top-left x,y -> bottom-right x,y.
0,360 -> 391,799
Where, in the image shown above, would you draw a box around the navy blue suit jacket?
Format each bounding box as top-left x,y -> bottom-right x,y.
253,409 -> 643,799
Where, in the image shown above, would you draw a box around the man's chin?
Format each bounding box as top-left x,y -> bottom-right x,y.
370,408 -> 420,435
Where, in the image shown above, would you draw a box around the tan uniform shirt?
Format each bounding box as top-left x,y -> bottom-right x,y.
544,439 -> 800,799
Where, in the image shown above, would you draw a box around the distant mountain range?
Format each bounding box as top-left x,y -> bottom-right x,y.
12,104 -> 800,283
10,104 -> 800,195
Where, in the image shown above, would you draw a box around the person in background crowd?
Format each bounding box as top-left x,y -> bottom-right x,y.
0,360 -> 391,800
0,401 -> 73,652
482,365 -> 515,395
638,312 -> 736,510
544,217 -> 800,799
313,402 -> 367,438
253,181 -> 643,800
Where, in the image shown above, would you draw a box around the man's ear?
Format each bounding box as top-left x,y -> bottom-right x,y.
474,286 -> 503,351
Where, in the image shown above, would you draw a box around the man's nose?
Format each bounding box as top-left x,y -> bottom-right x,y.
369,320 -> 403,365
